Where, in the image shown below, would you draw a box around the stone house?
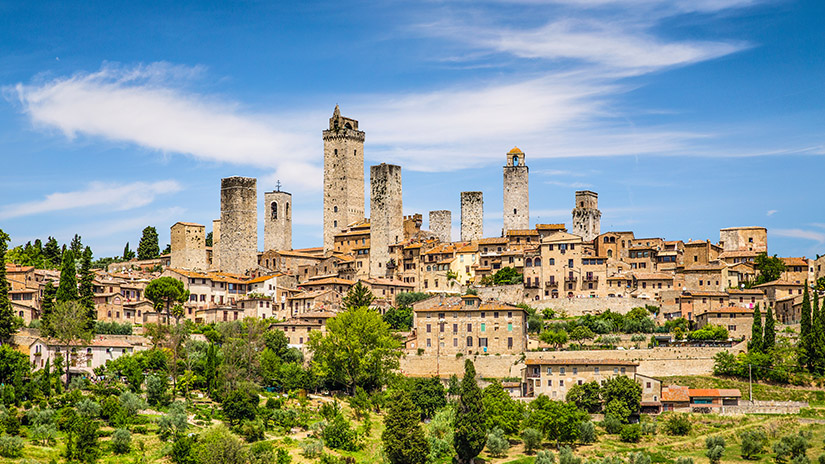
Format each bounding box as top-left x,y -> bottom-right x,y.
695,306 -> 755,339
780,257 -> 812,285
522,359 -> 638,400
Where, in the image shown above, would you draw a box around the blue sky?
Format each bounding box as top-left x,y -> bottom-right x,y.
0,0 -> 823,258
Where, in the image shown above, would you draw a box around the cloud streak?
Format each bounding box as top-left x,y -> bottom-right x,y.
772,228 -> 825,244
0,180 -> 182,220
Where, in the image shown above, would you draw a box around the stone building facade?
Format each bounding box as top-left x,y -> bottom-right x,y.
369,163 -> 403,278
211,219 -> 221,270
429,210 -> 452,243
170,222 -> 207,270
219,176 -> 258,275
264,187 -> 293,252
461,191 -> 484,242
503,147 -> 529,233
323,105 -> 365,252
719,226 -> 767,253
572,190 -> 601,242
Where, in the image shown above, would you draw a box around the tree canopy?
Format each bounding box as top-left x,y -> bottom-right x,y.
137,226 -> 160,260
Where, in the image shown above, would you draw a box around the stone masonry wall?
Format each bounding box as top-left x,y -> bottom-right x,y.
170,222 -> 207,270
429,210 -> 452,243
461,191 -> 483,242
264,190 -> 293,252
220,176 -> 258,274
476,285 -> 658,316
323,113 -> 365,252
572,191 -> 600,242
211,219 -> 221,270
503,165 -> 529,232
370,163 -> 403,278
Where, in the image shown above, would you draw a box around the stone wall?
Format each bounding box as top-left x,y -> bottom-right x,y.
461,191 -> 483,242
219,176 -> 258,275
323,107 -> 365,252
264,190 -> 293,252
211,219 -> 221,270
429,210 -> 452,243
720,400 -> 808,415
503,161 -> 529,232
572,190 -> 600,242
170,222 -> 207,270
475,284 -> 658,316
401,353 -> 524,379
370,163 -> 403,278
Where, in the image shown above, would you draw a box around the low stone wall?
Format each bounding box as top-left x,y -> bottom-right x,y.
535,297 -> 659,316
400,353 -> 524,379
720,401 -> 809,415
475,285 -> 524,305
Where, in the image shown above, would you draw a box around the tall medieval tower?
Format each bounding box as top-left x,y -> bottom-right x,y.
219,176 -> 258,274
264,182 -> 292,251
369,163 -> 403,278
461,191 -> 484,242
323,105 -> 365,253
572,190 -> 601,242
503,147 -> 529,232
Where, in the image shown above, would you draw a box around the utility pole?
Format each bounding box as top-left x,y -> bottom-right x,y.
749,363 -> 753,403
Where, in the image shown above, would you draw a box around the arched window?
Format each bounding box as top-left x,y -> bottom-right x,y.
549,258 -> 555,265
334,220 -> 337,228
345,122 -> 352,129
354,149 -> 357,156
334,149 -> 338,155
534,257 -> 542,267
333,205 -> 338,213
607,249 -> 613,258
271,201 -> 278,220
286,203 -> 290,219
513,156 -> 520,166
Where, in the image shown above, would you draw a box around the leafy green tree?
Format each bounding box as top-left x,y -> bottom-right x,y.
122,242 -> 135,261
222,388 -> 259,425
773,431 -> 810,464
0,230 -> 19,343
540,329 -> 569,350
536,450 -> 556,464
342,281 -> 375,310
578,421 -> 596,444
307,306 -> 401,394
205,231 -> 213,247
706,435 -> 726,464
740,428 -> 767,459
763,306 -> 776,352
812,294 -> 825,375
492,267 -> 523,285
569,326 -> 595,348
51,300 -> 93,389
524,395 -> 587,446
620,424 -> 641,443
40,281 -> 57,337
65,416 -> 100,464
799,283 -> 813,370
749,304 -> 763,353
192,424 -> 248,464
0,345 -> 28,397
145,277 -> 190,324
566,381 -> 602,413
408,377 -> 447,420
395,291 -> 431,308
663,414 -> 691,436
79,246 -> 96,331
137,226 -> 160,260
454,359 -> 486,464
383,306 -> 413,331
482,380 -> 524,435
146,373 -> 171,407
382,390 -> 429,464
486,427 -> 509,457
753,253 -> 786,285
601,375 -> 641,420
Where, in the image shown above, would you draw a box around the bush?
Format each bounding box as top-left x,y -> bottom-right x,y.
522,427 -> 543,454
706,436 -> 726,464
29,423 -> 57,446
741,428 -> 767,459
192,424 -> 248,464
77,398 -> 101,418
69,376 -> 90,391
663,414 -> 691,436
629,452 -> 651,464
239,419 -> 266,442
559,446 -> 581,464
157,401 -> 188,440
620,424 -> 641,443
675,458 -> 694,464
486,427 -> 509,458
774,431 -> 811,463
0,434 -> 23,458
322,413 -> 358,451
640,421 -> 656,436
249,441 -> 274,464
170,435 -> 195,464
119,391 -> 146,417
578,421 -> 596,444
536,450 -> 556,464
145,374 -> 170,407
112,428 -> 132,454
222,388 -> 259,425
603,415 -> 623,434
300,438 -> 323,458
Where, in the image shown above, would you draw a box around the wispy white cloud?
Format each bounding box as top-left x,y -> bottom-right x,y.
772,228 -> 825,244
0,180 -> 182,220
545,180 -> 594,188
766,209 -> 778,216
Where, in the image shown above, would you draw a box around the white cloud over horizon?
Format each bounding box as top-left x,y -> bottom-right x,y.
0,180 -> 182,220
772,228 -> 825,244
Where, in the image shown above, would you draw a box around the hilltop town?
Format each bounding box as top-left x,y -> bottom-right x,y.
1,107 -> 825,464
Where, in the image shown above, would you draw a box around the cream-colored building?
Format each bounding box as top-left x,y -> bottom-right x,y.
523,359 -> 638,399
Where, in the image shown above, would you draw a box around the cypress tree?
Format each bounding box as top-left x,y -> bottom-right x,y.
78,246 -> 96,331
454,359 -> 486,464
69,234 -> 83,257
0,229 -> 17,344
799,282 -> 812,370
122,242 -> 135,261
763,306 -> 776,352
748,303 -> 763,353
56,250 -> 78,303
137,226 -> 160,260
382,390 -> 429,464
812,294 -> 825,375
40,281 -> 57,337
41,358 -> 51,398
43,237 -> 61,267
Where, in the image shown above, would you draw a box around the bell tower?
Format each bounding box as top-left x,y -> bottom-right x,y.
503,147 -> 529,233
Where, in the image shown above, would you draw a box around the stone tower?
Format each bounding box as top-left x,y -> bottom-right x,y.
461,191 -> 483,242
323,105 -> 365,253
264,183 -> 292,252
170,222 -> 207,270
503,147 -> 529,233
219,176 -> 258,274
211,219 -> 221,270
369,163 -> 403,278
429,210 -> 452,243
572,190 -> 601,242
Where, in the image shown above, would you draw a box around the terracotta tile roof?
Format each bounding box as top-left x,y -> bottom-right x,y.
300,277 -> 355,286
415,300 -> 524,313
781,257 -> 809,267
753,279 -> 803,288
631,272 -> 673,281
698,306 -> 754,315
246,275 -> 278,284
689,388 -> 741,398
525,358 -> 638,367
271,319 -> 323,327
173,221 -> 204,227
298,310 -> 337,319
506,229 -> 539,236
362,278 -> 414,288
727,288 -> 763,295
719,251 -> 760,258
661,386 -> 690,402
535,224 -> 566,230
685,291 -> 728,297
478,237 -> 509,245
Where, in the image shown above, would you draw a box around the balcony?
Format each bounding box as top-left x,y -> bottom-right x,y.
545,281 -> 559,288
564,275 -> 578,282
584,275 -> 599,282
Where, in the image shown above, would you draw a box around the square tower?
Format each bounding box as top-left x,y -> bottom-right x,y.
170,222 -> 207,270
264,184 -> 293,252
572,190 -> 601,242
503,147 -> 529,233
323,105 -> 365,253
461,191 -> 484,242
429,210 -> 452,243
369,163 -> 403,278
220,176 -> 258,274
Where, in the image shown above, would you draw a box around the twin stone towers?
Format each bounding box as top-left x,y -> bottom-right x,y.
174,106 -> 601,275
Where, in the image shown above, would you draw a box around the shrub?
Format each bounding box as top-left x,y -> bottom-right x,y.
603,415 -> 623,434
29,423 -> 58,446
170,434 -> 195,464
239,419 -> 266,442
640,421 -> 657,436
300,438 -> 323,458
740,428 -> 767,459
675,458 -> 694,464
774,431 -> 811,463
629,452 -> 651,464
222,388 -> 259,425
157,401 -> 188,440
426,406 -> 454,463
77,398 -> 101,418
663,414 -> 691,436
145,374 -> 170,407
522,427 -> 543,454
119,391 -> 145,417
249,441 -> 274,464
536,450 -> 556,464
322,413 -> 358,451
706,435 -> 726,464
112,428 -> 132,454
192,424 -> 248,464
559,446 -> 581,464
620,424 -> 641,443
486,427 -> 509,457
0,434 -> 24,458
69,376 -> 90,391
